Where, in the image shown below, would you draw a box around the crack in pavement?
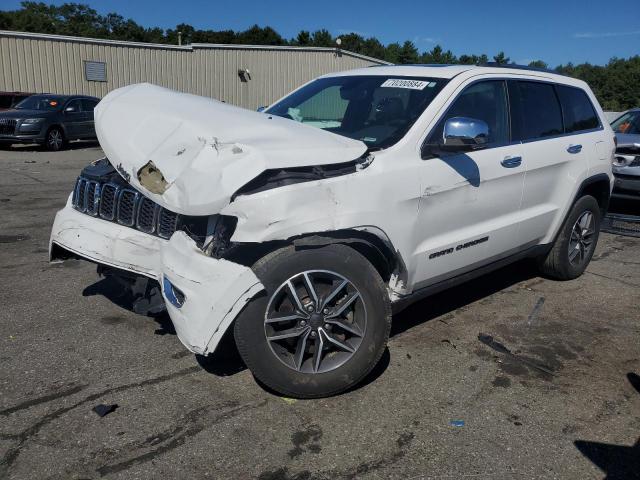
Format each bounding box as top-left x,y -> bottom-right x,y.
0,384 -> 87,417
95,399 -> 268,477
0,366 -> 201,476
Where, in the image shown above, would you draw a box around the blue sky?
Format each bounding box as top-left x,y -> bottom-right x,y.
3,0 -> 639,66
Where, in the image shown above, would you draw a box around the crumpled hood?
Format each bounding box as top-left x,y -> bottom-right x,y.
95,83 -> 367,215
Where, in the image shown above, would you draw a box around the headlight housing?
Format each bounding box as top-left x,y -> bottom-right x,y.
21,118 -> 45,124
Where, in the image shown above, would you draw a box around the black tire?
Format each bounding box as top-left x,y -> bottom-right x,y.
234,244 -> 392,398
44,127 -> 65,151
0,141 -> 12,150
538,195 -> 601,280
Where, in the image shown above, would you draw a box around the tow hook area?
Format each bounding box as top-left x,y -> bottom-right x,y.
97,265 -> 166,315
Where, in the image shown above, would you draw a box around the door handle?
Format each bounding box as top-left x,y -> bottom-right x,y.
567,144 -> 582,154
501,156 -> 522,168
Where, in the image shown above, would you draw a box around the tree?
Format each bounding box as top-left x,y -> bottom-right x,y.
528,60 -> 548,69
338,32 -> 366,54
397,40 -> 419,64
311,29 -> 333,47
384,42 -> 401,64
236,25 -> 285,45
421,45 -> 457,64
294,30 -> 311,46
492,51 -> 510,65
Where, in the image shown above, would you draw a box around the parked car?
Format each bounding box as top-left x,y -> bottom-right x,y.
50,66 -> 615,398
0,94 -> 100,151
610,109 -> 640,199
0,91 -> 33,111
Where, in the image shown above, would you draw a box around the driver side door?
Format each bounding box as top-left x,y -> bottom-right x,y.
412,79 -> 527,288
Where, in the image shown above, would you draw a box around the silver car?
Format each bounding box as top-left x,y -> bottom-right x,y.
611,109 -> 640,199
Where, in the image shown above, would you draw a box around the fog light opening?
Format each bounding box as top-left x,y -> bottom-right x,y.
163,276 -> 185,308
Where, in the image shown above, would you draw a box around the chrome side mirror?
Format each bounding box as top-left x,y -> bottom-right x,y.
442,117 -> 489,150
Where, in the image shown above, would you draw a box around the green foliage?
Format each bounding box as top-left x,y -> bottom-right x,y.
492,51 -> 510,65
2,1 -> 639,109
528,60 -> 548,69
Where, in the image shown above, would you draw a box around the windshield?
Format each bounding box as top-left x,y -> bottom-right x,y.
14,95 -> 65,111
611,111 -> 640,134
266,76 -> 447,150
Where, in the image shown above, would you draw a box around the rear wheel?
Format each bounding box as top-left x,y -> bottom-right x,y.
44,127 -> 65,151
234,244 -> 391,398
538,195 -> 601,280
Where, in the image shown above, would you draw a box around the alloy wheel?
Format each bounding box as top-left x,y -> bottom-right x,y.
568,211 -> 595,265
264,270 -> 367,374
48,129 -> 63,150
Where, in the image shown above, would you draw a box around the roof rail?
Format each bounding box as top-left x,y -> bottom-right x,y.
479,62 -> 564,76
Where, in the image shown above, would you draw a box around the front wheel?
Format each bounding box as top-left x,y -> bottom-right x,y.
44,127 -> 65,151
234,244 -> 391,398
538,195 -> 601,280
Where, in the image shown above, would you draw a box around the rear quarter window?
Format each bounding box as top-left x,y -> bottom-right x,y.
510,81 -> 564,141
556,85 -> 599,133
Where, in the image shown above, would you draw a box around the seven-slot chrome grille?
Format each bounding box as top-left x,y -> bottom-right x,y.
72,176 -> 178,239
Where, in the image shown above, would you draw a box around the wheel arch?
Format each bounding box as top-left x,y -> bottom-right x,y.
575,173 -> 611,215
223,227 -> 408,292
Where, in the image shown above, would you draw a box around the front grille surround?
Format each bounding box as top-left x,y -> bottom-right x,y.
72,176 -> 179,240
0,118 -> 17,135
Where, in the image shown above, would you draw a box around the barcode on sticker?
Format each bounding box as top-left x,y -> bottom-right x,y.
381,79 -> 430,90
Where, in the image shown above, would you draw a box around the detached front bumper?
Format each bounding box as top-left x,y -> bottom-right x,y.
50,200 -> 264,355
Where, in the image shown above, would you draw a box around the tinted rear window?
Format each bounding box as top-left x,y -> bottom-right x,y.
510,81 -> 563,141
81,99 -> 99,111
556,85 -> 599,133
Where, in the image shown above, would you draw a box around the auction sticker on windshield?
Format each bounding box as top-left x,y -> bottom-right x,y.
380,79 -> 431,90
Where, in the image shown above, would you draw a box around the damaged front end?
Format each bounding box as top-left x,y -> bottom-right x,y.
50,83 -> 382,355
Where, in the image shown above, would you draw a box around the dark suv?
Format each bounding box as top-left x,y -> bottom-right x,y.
0,94 -> 100,151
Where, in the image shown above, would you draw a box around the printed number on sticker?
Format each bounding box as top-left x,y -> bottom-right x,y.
380,79 -> 430,90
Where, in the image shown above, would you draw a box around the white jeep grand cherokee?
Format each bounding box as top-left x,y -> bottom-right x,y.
50,65 -> 615,398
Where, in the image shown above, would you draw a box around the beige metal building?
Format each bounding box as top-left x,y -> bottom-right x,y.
0,30 -> 389,109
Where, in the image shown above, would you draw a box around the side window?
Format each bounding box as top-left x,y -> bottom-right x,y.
81,99 -> 99,112
65,99 -> 81,113
509,81 -> 563,141
427,80 -> 510,149
556,85 -> 599,133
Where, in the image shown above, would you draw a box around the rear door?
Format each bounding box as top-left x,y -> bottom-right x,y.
413,79 -> 527,287
511,81 -> 597,246
80,98 -> 99,138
